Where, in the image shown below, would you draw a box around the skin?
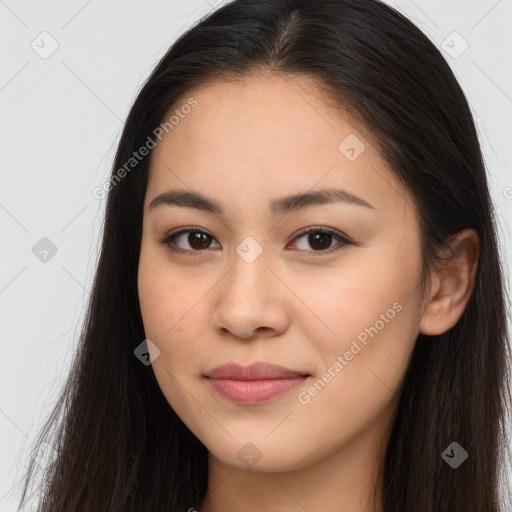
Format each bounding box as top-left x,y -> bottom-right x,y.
137,72 -> 479,512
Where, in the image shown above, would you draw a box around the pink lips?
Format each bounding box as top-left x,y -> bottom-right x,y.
204,362 -> 309,405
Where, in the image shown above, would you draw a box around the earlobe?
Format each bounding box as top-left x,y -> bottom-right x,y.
419,228 -> 480,336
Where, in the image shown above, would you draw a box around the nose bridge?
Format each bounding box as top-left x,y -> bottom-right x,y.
212,235 -> 289,339
226,236 -> 272,302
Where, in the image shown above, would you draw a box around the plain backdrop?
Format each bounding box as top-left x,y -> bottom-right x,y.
1,0 -> 511,510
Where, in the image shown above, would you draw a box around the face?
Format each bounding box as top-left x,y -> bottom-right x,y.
137,73 -> 426,473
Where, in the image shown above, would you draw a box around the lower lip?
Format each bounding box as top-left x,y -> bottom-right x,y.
206,376 -> 308,404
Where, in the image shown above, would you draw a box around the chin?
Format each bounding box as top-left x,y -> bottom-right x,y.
207,436 -> 321,473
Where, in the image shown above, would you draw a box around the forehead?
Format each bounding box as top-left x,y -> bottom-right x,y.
147,73 -> 410,216
157,73 -> 364,155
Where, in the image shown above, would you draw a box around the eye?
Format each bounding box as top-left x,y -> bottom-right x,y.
160,226 -> 351,254
288,226 -> 351,253
160,227 -> 220,254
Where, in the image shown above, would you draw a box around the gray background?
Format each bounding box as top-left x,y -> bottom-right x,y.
1,0 -> 511,510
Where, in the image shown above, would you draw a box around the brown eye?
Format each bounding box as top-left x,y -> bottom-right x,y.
306,232 -> 334,251
161,226 -> 351,255
161,229 -> 221,253
290,227 -> 351,253
186,232 -> 214,250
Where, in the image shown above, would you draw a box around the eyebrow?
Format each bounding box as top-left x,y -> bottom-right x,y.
148,187 -> 374,216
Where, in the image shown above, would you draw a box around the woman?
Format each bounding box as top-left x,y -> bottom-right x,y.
18,0 -> 511,510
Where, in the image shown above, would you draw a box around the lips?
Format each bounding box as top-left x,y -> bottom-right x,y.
204,362 -> 309,380
204,362 -> 310,404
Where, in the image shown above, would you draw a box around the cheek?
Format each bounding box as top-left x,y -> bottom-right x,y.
137,247 -> 211,376
296,282 -> 418,447
138,271 -> 200,357
299,249 -> 421,391
138,258 -> 205,419
138,241 -> 189,341
138,269 -> 171,343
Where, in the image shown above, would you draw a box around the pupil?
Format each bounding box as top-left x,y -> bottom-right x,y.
309,232 -> 332,250
190,232 -> 210,249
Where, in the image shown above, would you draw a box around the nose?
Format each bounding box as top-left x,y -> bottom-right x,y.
212,247 -> 291,341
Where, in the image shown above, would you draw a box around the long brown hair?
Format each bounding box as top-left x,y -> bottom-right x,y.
18,0 -> 511,510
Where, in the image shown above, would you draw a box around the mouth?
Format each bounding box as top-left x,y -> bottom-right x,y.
203,362 -> 310,405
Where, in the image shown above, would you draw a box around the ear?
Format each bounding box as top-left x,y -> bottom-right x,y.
419,228 -> 480,336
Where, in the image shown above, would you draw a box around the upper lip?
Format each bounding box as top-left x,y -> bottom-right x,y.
204,362 -> 309,380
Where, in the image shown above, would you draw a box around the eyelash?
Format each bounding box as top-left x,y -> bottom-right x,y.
159,226 -> 352,255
